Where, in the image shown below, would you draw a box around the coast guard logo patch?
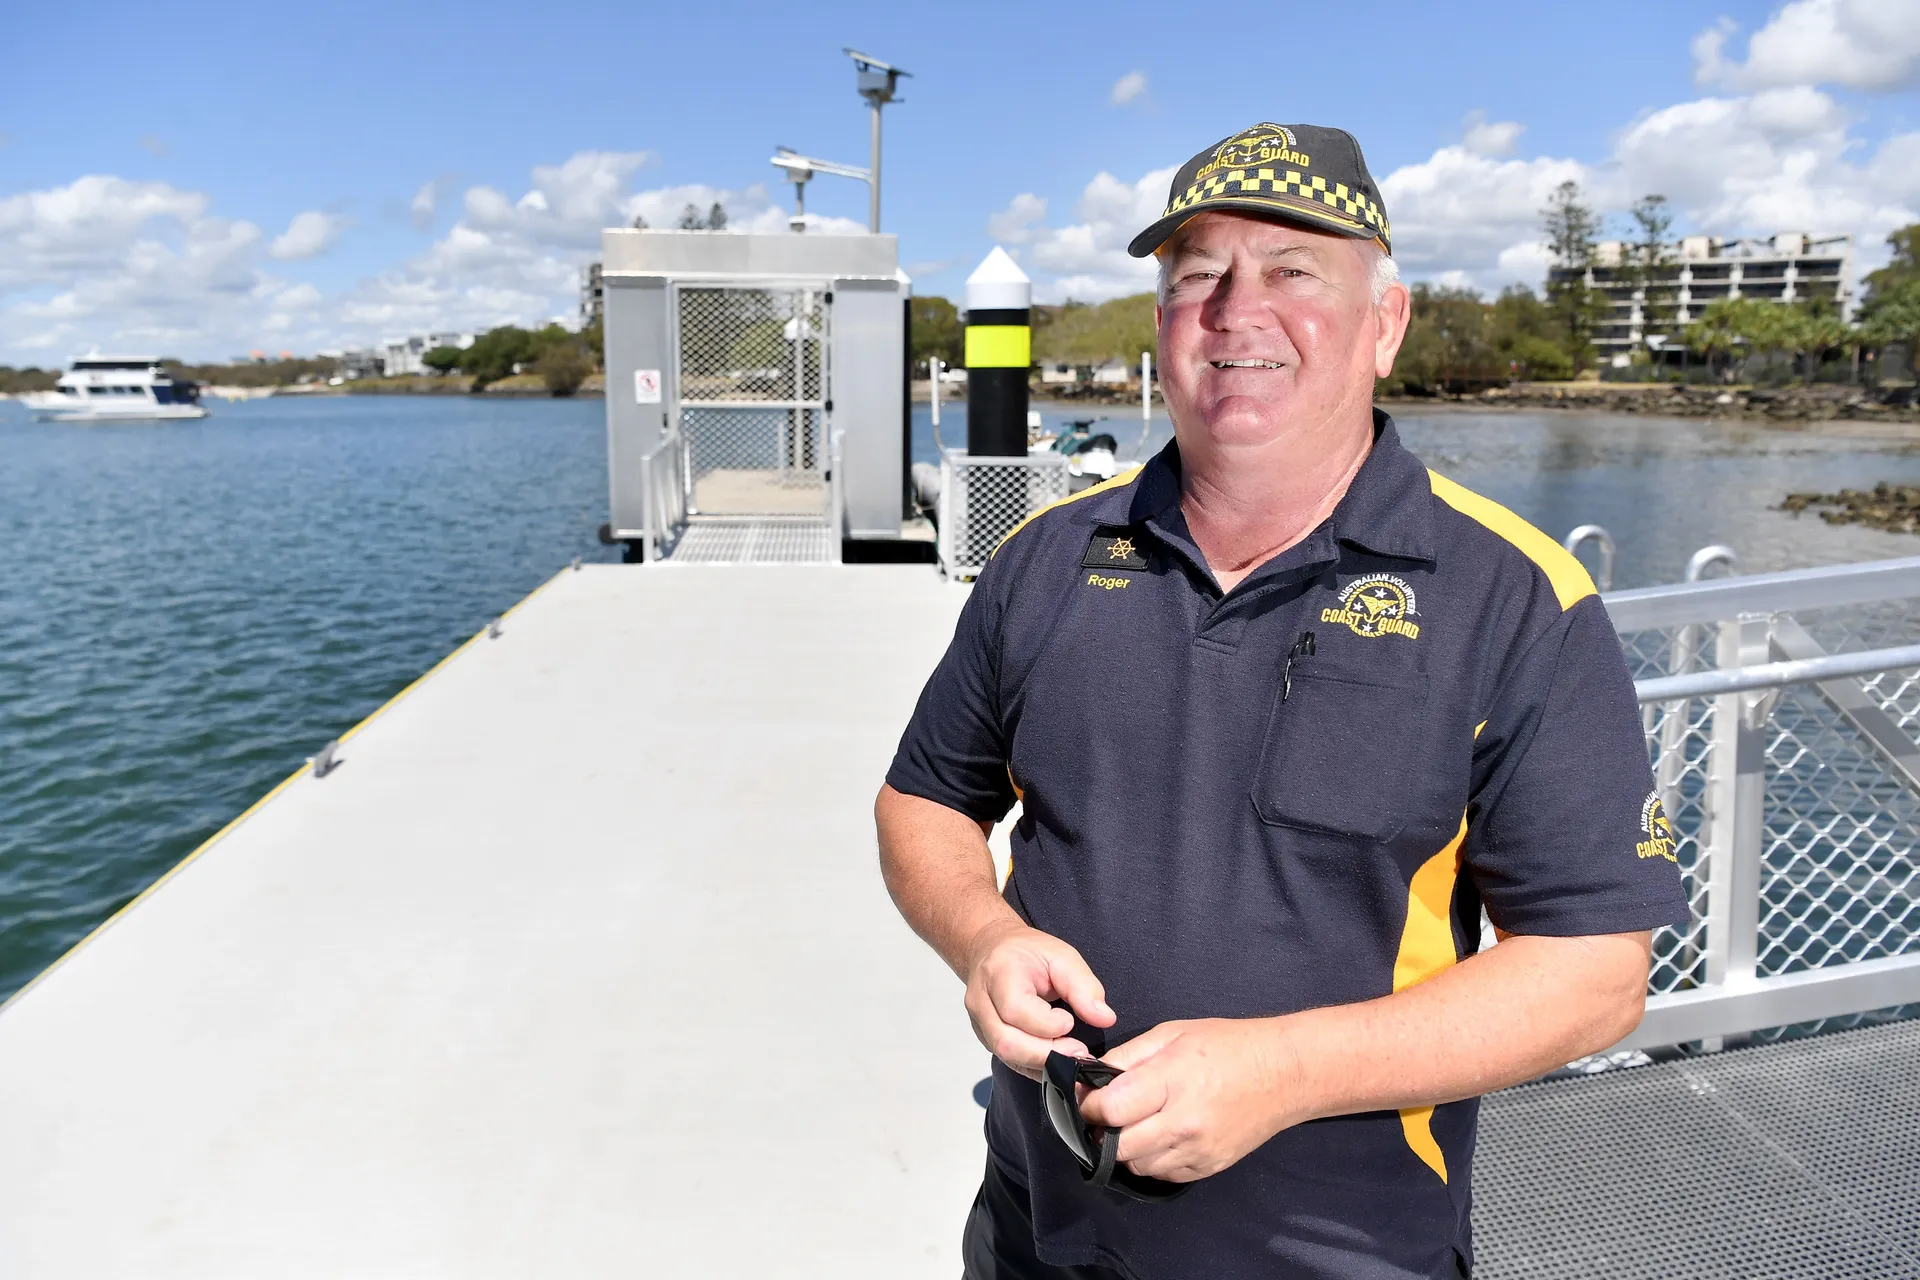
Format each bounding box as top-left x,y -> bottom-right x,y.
1321,573 -> 1421,640
1638,793 -> 1679,863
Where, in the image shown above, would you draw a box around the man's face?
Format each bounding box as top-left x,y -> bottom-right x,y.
1154,212 -> 1409,454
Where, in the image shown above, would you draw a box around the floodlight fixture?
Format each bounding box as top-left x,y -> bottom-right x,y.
771,147 -> 872,233
843,48 -> 910,232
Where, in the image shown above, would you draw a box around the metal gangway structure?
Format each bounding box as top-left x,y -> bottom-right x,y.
600,230 -> 922,565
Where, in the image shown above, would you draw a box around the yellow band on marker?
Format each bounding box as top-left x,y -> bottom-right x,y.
965,325 -> 1031,369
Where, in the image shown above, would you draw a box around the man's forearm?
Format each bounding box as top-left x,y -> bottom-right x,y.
874,784 -> 1021,979
1275,931 -> 1649,1122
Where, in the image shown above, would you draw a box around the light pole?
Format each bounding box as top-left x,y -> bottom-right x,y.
844,49 -> 908,233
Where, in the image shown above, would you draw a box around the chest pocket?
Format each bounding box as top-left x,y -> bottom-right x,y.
1252,670 -> 1431,843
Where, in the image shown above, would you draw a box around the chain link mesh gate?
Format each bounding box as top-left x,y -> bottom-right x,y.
672,285 -> 831,526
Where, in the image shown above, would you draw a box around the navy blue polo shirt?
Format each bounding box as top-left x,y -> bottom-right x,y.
887,413 -> 1690,1280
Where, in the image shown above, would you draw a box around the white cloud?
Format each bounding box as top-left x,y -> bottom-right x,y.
992,75 -> 1920,304
996,167 -> 1174,302
1694,0 -> 1920,92
1376,84 -> 1920,292
268,210 -> 346,260
1377,144 -> 1590,287
0,152 -> 862,362
1110,71 -> 1148,106
409,179 -> 441,229
1461,111 -> 1524,158
987,193 -> 1047,244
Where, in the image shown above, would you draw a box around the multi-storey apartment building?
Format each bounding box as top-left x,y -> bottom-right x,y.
1546,232 -> 1855,365
580,262 -> 604,329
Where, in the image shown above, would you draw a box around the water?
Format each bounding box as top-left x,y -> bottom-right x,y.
6,394 -> 1920,1001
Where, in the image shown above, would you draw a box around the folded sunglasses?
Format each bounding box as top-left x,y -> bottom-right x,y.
1042,1051 -> 1189,1202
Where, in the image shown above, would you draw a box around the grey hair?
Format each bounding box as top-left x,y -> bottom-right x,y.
1369,247 -> 1401,302
1154,237 -> 1401,302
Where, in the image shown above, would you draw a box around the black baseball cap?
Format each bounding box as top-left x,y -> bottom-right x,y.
1127,122 -> 1392,258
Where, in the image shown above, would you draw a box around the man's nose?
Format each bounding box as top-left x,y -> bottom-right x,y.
1202,267 -> 1270,331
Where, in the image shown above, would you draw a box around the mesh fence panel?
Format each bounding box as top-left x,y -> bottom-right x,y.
939,453 -> 1071,579
1622,608 -> 1920,1031
1761,685 -> 1920,977
679,406 -> 826,517
1641,695 -> 1716,995
676,287 -> 825,403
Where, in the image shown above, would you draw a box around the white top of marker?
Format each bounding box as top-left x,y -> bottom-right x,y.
966,246 -> 1031,312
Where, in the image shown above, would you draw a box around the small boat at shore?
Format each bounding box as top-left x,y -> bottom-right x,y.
20,356 -> 207,422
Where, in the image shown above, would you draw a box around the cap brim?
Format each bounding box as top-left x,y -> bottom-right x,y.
1126,194 -> 1386,258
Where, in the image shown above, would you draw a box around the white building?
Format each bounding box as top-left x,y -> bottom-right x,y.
1549,232 -> 1855,364
381,332 -> 476,377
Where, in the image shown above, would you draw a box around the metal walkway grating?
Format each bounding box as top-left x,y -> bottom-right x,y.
664,520 -> 837,565
1475,1018 -> 1920,1278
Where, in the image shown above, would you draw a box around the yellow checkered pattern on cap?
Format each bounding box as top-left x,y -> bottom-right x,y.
1167,168 -> 1390,242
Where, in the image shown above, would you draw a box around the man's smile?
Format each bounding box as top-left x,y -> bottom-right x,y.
1210,359 -> 1288,369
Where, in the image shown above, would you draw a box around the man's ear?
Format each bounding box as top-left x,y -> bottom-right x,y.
1373,282 -> 1412,379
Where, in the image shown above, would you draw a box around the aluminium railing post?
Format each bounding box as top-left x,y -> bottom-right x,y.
1704,614 -> 1771,1013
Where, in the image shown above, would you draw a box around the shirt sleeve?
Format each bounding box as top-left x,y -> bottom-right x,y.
1466,595 -> 1692,936
885,565 -> 1018,823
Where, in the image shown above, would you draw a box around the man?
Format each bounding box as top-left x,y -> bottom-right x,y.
877,122 -> 1689,1279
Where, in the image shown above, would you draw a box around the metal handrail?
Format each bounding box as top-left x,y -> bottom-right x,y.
1606,554 -> 1920,631
1635,643 -> 1920,702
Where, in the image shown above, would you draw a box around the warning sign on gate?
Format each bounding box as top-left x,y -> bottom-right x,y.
633,369 -> 662,403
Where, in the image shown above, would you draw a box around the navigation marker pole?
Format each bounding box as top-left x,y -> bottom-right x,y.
965,247 -> 1032,553
965,247 -> 1031,457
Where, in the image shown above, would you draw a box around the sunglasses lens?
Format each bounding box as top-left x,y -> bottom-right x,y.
1043,1078 -> 1096,1169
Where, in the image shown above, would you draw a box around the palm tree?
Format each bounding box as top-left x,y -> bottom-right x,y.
1685,300 -> 1743,382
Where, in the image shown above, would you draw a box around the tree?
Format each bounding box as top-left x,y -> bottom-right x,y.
1541,180 -> 1605,371
457,324 -> 573,387
676,202 -> 729,231
910,296 -> 964,372
421,346 -> 464,375
1489,285 -> 1573,379
631,213 -> 649,229
1862,280 -> 1920,378
1030,294 -> 1156,367
1864,224 -> 1920,303
577,318 -> 604,370
1629,194 -> 1676,372
1684,299 -> 1744,381
1385,285 -> 1502,393
537,342 -> 593,395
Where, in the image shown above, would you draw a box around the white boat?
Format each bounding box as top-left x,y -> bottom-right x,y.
20,355 -> 207,422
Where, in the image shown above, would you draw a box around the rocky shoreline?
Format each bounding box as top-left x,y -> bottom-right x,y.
1381,381 -> 1920,423
1782,484 -> 1920,534
981,378 -> 1920,424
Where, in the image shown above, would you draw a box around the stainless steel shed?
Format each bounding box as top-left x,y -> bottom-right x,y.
599,230 -> 918,563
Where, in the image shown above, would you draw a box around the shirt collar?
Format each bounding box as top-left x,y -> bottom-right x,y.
1128,408 -> 1435,568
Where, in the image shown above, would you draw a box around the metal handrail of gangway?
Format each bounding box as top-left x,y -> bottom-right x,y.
1606,554 -> 1920,1051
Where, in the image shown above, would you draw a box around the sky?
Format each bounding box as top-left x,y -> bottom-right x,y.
3,0 -> 1919,364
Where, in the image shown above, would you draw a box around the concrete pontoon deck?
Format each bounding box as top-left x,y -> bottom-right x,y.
0,565 -> 985,1276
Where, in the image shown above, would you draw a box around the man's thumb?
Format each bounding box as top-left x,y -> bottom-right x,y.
1048,953 -> 1115,1027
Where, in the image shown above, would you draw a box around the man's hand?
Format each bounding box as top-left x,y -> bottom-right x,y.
963,918 -> 1116,1081
1076,931 -> 1652,1183
1077,1018 -> 1296,1182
